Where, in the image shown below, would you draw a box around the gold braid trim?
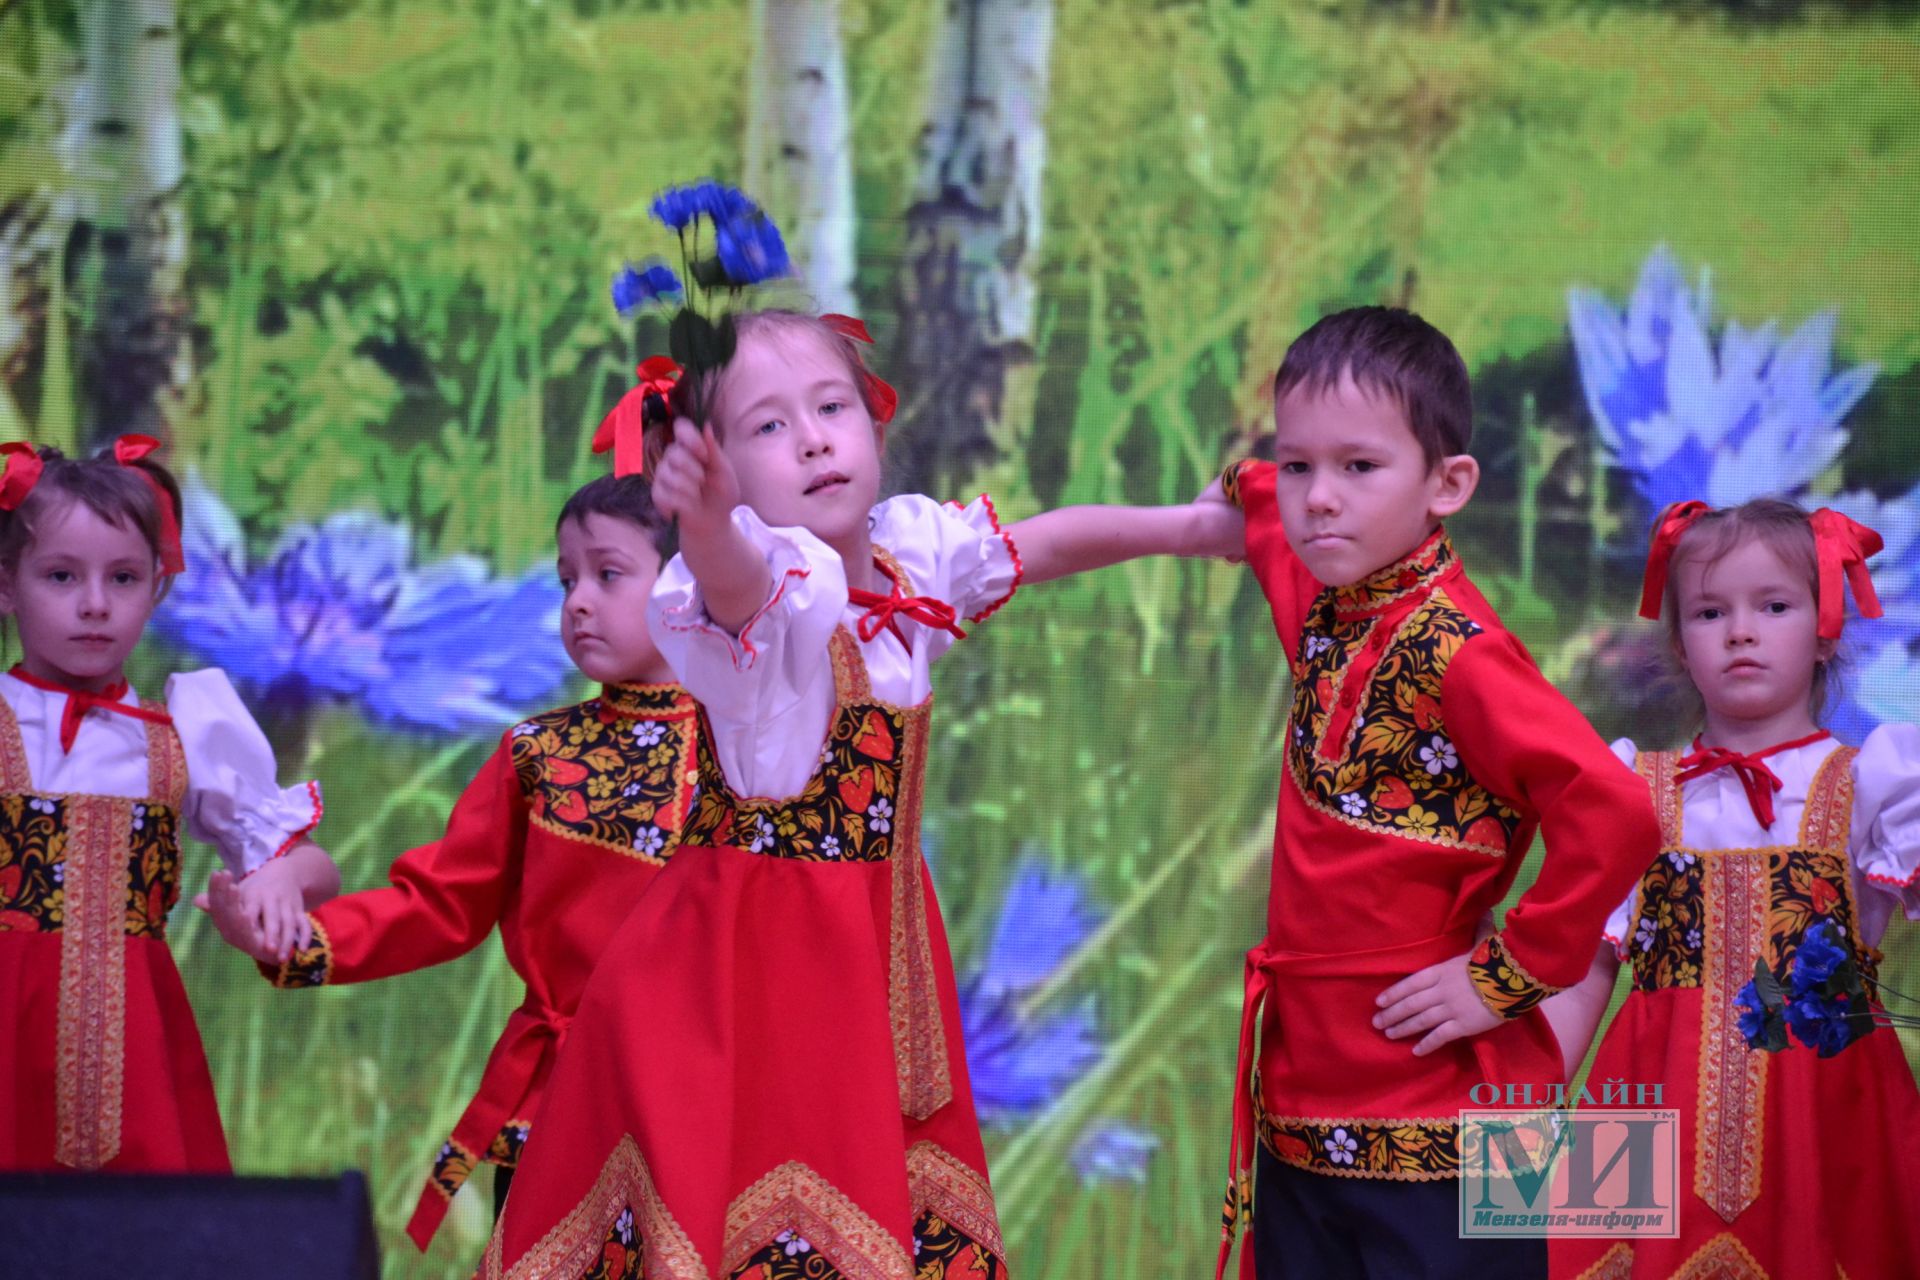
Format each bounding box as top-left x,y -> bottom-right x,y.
905,1142 -> 1005,1264
483,1134 -> 705,1280
1696,848 -> 1768,1223
54,795 -> 132,1168
721,1161 -> 912,1280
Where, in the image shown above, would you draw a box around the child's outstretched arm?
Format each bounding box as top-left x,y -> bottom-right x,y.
651,417 -> 770,632
1007,499 -> 1244,584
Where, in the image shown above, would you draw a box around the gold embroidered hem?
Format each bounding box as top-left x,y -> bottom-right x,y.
1568,1243 -> 1634,1280
265,915 -> 334,987
905,1142 -> 1006,1263
486,1134 -> 704,1280
1257,1111 -> 1460,1181
721,1161 -> 911,1280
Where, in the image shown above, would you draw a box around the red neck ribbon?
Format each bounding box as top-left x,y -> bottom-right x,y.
7,664 -> 173,753
846,564 -> 967,651
1676,729 -> 1831,830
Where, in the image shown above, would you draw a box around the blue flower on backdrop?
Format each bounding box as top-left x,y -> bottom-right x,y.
153,478 -> 573,735
1567,246 -> 1878,513
954,855 -> 1158,1185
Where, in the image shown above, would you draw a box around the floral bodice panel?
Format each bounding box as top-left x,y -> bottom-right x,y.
0,698 -> 188,940
509,683 -> 699,864
1285,537 -> 1523,858
683,628 -> 923,864
1616,744 -> 1869,993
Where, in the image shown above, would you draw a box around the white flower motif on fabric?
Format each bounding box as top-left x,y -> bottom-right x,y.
1418,735 -> 1458,776
1665,849 -> 1696,871
622,782 -> 643,798
1634,916 -> 1657,953
633,826 -> 666,857
512,721 -> 540,737
1304,634 -> 1334,658
748,816 -> 777,853
1325,1128 -> 1359,1165
819,835 -> 842,859
868,798 -> 894,834
52,863 -> 64,885
1685,927 -> 1702,950
28,797 -> 54,814
632,722 -> 666,747
776,1230 -> 812,1257
1338,793 -> 1367,817
131,803 -> 146,831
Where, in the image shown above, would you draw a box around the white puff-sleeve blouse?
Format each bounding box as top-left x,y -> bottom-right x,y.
1601,726 -> 1920,957
649,494 -> 1021,801
0,668 -> 322,877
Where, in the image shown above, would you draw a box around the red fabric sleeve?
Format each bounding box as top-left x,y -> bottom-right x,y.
1440,632 -> 1661,1014
1230,459 -> 1322,655
267,736 -> 527,987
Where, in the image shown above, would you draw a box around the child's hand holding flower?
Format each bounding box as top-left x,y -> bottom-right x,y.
652,417 -> 741,539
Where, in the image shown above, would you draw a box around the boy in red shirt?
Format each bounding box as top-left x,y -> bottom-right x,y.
1207,308 -> 1660,1278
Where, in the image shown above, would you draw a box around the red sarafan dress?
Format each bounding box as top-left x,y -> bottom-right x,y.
0,667 -> 322,1172
1552,729 -> 1920,1279
484,496 -> 1020,1280
259,681 -> 699,1248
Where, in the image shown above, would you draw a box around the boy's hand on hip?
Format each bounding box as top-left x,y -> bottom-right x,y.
1373,952 -> 1503,1056
652,418 -> 739,539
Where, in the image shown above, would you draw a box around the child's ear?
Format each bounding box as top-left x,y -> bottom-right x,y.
1816,634 -> 1838,664
1427,454 -> 1480,520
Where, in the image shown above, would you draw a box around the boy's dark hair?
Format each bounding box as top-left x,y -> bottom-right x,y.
0,444 -> 182,586
1273,306 -> 1473,465
555,473 -> 676,560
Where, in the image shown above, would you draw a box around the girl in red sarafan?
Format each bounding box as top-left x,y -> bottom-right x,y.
483,307 -> 1234,1280
1546,498 -> 1920,1279
216,470 -> 702,1251
0,439 -> 335,1173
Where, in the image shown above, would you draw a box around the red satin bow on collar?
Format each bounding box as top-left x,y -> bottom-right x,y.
846,583 -> 967,650
1,441 -> 45,511
1637,500 -> 1711,621
7,664 -> 173,753
111,435 -> 184,576
1808,507 -> 1883,639
820,314 -> 899,425
1676,730 -> 1830,829
594,356 -> 683,477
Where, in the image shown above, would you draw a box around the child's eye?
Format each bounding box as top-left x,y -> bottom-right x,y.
1763,600 -> 1790,615
1347,460 -> 1378,473
755,418 -> 784,437
600,568 -> 621,582
1280,461 -> 1310,475
1695,607 -> 1722,621
558,576 -> 575,592
112,571 -> 139,586
820,400 -> 844,417
46,569 -> 73,584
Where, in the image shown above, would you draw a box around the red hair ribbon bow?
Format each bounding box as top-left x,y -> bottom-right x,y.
111,434 -> 184,576
593,356 -> 683,477
846,583 -> 967,650
1807,507 -> 1884,640
0,442 -> 44,511
820,313 -> 899,426
1637,499 -> 1712,621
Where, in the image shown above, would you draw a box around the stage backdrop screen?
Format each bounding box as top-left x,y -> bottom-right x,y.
2,1 -> 1916,1275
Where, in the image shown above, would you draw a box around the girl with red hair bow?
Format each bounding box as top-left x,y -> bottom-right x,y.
0,439 -> 337,1173
1546,497 -> 1920,1279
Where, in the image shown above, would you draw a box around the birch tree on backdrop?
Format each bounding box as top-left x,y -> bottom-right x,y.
746,0 -> 858,316
72,0 -> 190,449
892,0 -> 1053,495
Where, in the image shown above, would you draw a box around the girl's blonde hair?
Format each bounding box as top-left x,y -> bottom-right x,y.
643,309 -> 889,474
1658,497 -> 1836,720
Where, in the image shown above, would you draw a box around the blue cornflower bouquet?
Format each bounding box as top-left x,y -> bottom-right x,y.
609,179 -> 791,372
1735,921 -> 1919,1058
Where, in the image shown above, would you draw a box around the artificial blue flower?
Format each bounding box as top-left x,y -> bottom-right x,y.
650,180 -> 755,232
715,212 -> 791,286
1734,979 -> 1770,1048
1783,989 -> 1858,1058
957,857 -> 1106,1123
153,478 -> 573,736
1567,246 -> 1877,513
1789,922 -> 1850,994
611,260 -> 683,315
1069,1122 -> 1160,1185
